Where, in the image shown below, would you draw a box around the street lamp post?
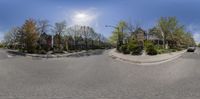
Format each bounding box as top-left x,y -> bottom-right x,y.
105,25 -> 121,51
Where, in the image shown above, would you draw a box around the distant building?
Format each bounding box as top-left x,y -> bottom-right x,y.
131,28 -> 147,47
53,34 -> 61,49
38,32 -> 52,51
135,28 -> 146,41
148,34 -> 163,45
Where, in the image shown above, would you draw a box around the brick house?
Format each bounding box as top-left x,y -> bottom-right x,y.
39,32 -> 52,51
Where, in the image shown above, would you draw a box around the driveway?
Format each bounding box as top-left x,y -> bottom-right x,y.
0,49 -> 200,99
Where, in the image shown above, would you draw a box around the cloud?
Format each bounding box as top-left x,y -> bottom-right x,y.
68,8 -> 99,27
193,33 -> 200,44
187,24 -> 200,44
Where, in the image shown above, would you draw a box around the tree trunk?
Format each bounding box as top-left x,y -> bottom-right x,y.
163,38 -> 165,49
85,38 -> 88,50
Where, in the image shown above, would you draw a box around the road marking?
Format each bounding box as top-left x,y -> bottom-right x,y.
7,54 -> 13,58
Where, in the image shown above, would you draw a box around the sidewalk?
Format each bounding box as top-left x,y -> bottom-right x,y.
8,49 -> 104,58
109,49 -> 186,65
26,51 -> 87,58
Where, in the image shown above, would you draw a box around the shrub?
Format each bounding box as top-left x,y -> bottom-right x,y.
144,40 -> 153,50
146,45 -> 158,55
144,40 -> 158,55
131,46 -> 143,55
155,45 -> 163,50
0,43 -> 4,48
128,42 -> 136,51
39,50 -> 47,54
128,40 -> 143,55
53,47 -> 64,54
157,49 -> 167,54
120,45 -> 130,54
173,47 -> 185,51
170,49 -> 177,52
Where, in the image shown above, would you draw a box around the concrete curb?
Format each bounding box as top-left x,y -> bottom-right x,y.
109,49 -> 186,65
26,51 -> 88,58
8,50 -> 88,58
12,49 -> 104,58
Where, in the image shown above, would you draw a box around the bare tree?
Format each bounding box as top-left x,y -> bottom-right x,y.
52,21 -> 67,50
66,25 -> 106,50
127,20 -> 141,38
66,25 -> 81,50
37,20 -> 50,35
4,27 -> 20,49
81,26 -> 91,50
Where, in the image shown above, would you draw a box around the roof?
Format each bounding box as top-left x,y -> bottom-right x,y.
148,35 -> 160,40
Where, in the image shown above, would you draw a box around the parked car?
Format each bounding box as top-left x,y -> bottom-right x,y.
187,46 -> 196,52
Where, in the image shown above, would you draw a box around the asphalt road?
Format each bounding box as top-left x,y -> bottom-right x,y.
0,49 -> 21,60
0,49 -> 10,60
0,49 -> 200,99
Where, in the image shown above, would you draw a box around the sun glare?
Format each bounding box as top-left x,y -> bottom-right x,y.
75,13 -> 87,19
71,10 -> 97,26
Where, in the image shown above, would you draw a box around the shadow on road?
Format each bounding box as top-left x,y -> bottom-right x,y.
6,50 -> 26,56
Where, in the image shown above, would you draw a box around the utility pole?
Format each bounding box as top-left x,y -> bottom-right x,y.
105,25 -> 120,51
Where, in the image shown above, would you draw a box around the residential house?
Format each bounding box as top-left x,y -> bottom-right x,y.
132,28 -> 147,47
38,32 -> 52,51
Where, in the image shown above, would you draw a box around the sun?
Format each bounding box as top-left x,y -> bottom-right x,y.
75,13 -> 87,19
71,11 -> 97,26
73,12 -> 90,25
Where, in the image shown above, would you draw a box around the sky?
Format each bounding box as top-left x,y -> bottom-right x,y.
0,0 -> 200,43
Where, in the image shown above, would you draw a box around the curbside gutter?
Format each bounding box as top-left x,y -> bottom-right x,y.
7,50 -> 88,58
109,49 -> 186,65
8,49 -> 104,58
26,51 -> 88,58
